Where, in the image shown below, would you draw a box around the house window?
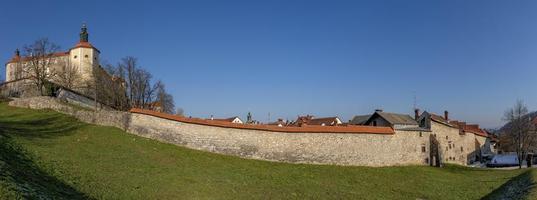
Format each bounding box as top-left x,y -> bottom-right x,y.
85,55 -> 89,58
461,147 -> 464,152
419,132 -> 423,137
421,145 -> 426,152
74,55 -> 77,59
446,136 -> 449,140
425,158 -> 429,164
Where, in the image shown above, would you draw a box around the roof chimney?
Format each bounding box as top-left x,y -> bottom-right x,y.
444,110 -> 449,121
375,109 -> 383,112
414,109 -> 420,120
14,49 -> 20,57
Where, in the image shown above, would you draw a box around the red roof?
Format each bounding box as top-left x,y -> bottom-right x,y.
6,52 -> 69,64
307,117 -> 341,126
71,42 -> 100,53
428,112 -> 487,137
130,108 -> 395,134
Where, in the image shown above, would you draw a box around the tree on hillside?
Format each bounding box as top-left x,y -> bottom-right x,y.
176,108 -> 184,116
153,81 -> 175,114
503,100 -> 537,169
23,38 -> 60,96
54,60 -> 82,90
103,56 -> 176,112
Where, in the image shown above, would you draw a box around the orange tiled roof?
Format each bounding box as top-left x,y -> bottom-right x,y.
71,42 -> 100,53
130,108 -> 395,134
7,52 -> 69,64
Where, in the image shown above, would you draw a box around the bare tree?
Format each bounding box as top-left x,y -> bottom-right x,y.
176,108 -> 184,116
503,100 -> 536,169
23,38 -> 60,96
54,59 -> 82,90
153,81 -> 175,114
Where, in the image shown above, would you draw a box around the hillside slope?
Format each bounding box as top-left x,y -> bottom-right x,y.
0,102 -> 534,199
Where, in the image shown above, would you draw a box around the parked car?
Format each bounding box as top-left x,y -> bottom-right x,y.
486,154 -> 519,168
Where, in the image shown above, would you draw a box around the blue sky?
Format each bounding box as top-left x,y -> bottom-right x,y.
1,0 -> 536,128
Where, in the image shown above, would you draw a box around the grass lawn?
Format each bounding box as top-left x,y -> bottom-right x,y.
0,102 -> 535,199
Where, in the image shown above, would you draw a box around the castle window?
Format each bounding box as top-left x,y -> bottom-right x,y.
446,136 -> 449,140
85,55 -> 89,58
421,145 -> 426,152
419,132 -> 423,137
425,158 -> 429,164
74,55 -> 77,59
461,147 -> 464,152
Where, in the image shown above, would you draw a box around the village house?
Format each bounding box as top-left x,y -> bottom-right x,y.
268,119 -> 289,127
353,109 -> 421,130
290,115 -> 342,126
417,110 -> 490,165
210,116 -> 244,124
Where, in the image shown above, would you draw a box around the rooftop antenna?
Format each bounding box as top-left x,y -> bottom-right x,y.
413,91 -> 417,110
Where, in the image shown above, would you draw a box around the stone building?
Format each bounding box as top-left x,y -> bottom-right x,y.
417,110 -> 489,165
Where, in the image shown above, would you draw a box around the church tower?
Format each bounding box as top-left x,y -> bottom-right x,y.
69,23 -> 100,80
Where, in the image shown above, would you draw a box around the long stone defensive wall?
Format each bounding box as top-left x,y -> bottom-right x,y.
8,97 -> 431,167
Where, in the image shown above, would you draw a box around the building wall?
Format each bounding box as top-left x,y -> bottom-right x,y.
68,47 -> 99,81
430,121 -> 468,165
5,47 -> 99,85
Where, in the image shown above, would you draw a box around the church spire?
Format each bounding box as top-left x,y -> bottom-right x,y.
80,23 -> 89,42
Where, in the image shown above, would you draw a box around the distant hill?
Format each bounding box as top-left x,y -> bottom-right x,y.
499,111 -> 537,133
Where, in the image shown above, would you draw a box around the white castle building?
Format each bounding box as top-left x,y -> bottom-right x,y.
3,24 -> 124,99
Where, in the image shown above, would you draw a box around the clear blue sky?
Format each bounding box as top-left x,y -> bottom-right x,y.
1,0 -> 536,128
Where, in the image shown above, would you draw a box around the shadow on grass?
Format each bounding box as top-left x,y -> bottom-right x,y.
0,111 -> 92,199
481,170 -> 535,200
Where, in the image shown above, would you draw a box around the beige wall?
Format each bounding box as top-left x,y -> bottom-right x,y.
128,113 -> 432,167
430,121 -> 467,165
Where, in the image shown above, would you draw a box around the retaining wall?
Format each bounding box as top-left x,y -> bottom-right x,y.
9,97 -> 430,167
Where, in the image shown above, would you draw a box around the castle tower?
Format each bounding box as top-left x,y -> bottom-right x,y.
69,23 -> 100,80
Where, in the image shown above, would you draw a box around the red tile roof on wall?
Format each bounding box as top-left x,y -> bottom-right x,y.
130,108 -> 395,134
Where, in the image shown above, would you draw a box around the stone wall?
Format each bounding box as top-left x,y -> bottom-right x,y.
9,97 -> 130,130
9,97 -> 432,167
128,112 -> 431,166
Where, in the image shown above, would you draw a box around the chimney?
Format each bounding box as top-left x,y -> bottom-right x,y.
444,110 -> 449,121
414,109 -> 420,120
375,109 -> 383,112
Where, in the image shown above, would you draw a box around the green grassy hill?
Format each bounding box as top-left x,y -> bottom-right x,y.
0,102 -> 535,199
